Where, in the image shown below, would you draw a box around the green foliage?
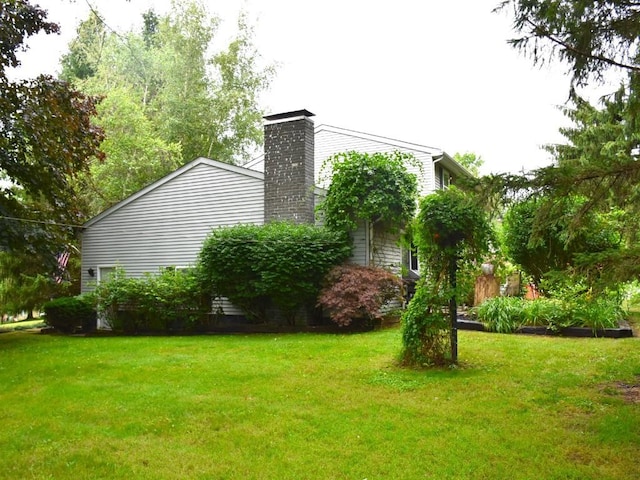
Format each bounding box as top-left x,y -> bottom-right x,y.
496,0 -> 639,86
475,296 -> 623,333
319,150 -> 419,234
43,295 -> 96,333
0,1 -> 104,259
401,187 -> 493,367
317,264 -> 402,327
63,0 -> 274,168
502,196 -> 620,284
93,267 -> 207,333
399,284 -> 451,367
198,222 -> 352,324
453,151 -> 483,177
83,86 -> 182,214
484,1 -> 640,291
475,296 -> 526,333
414,187 -> 493,259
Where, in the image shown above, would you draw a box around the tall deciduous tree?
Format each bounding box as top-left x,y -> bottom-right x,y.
63,0 -> 274,166
0,1 -> 104,263
453,152 -> 483,176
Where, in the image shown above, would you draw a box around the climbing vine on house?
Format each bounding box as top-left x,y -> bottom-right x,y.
400,187 -> 493,367
319,150 -> 419,236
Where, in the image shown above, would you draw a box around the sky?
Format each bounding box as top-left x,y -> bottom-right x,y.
13,0 -> 588,174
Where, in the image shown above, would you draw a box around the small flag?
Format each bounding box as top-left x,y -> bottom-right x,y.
54,250 -> 70,284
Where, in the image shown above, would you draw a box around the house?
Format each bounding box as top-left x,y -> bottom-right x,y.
81,110 -> 469,325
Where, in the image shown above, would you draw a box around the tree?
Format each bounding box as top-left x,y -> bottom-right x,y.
480,1 -> 640,287
59,10 -> 106,82
495,0 -> 640,86
81,86 -> 182,214
0,1 -> 104,265
63,0 -> 274,167
0,250 -> 79,318
502,195 -> 621,285
453,152 -> 483,176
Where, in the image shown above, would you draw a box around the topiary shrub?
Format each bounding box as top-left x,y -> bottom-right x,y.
317,264 -> 402,327
43,295 -> 96,333
198,222 -> 352,325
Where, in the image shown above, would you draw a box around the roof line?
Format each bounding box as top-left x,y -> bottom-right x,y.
84,157 -> 264,228
315,124 -> 443,153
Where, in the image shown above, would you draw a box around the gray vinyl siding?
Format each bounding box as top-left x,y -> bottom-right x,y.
349,220 -> 369,266
81,161 -> 264,299
371,229 -> 403,272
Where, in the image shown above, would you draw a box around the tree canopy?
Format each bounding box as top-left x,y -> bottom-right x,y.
453,152 -> 483,177
60,1 -> 274,214
0,0 -> 104,263
481,0 -> 640,287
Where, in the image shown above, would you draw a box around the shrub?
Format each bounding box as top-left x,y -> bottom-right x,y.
198,222 -> 352,325
475,296 -> 525,333
43,296 -> 96,333
93,267 -> 207,333
317,264 -> 402,327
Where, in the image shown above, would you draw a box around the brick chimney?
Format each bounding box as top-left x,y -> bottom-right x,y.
263,109 -> 315,224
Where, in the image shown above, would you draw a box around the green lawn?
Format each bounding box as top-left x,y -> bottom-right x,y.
0,328 -> 638,479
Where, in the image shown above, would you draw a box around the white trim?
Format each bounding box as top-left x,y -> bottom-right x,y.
264,115 -> 311,126
96,265 -> 118,284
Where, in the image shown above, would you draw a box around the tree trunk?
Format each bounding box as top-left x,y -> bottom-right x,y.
474,274 -> 500,306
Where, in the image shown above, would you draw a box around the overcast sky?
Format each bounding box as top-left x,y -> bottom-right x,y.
14,0 -> 590,174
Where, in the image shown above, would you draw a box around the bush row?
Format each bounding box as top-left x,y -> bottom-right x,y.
93,267 -> 209,333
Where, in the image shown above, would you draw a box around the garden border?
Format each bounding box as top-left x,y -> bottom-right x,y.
457,317 -> 634,338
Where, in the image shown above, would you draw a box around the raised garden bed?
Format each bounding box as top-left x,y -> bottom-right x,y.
457,317 -> 634,338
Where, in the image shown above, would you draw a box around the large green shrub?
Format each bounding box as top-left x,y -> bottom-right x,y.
93,267 -> 207,333
198,222 -> 352,324
502,196 -> 620,285
43,295 -> 96,333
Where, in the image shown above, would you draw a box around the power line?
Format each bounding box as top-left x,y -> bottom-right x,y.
0,215 -> 85,229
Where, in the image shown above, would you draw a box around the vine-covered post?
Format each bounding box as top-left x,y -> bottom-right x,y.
449,253 -> 458,364
400,187 -> 493,367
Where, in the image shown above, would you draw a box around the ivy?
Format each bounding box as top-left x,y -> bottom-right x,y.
401,187 -> 493,367
318,151 -> 419,234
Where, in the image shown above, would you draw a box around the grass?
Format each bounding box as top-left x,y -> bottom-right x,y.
0,328 -> 639,479
0,318 -> 45,332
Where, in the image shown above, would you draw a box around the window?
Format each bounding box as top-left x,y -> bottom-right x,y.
97,266 -> 117,283
409,244 -> 419,273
